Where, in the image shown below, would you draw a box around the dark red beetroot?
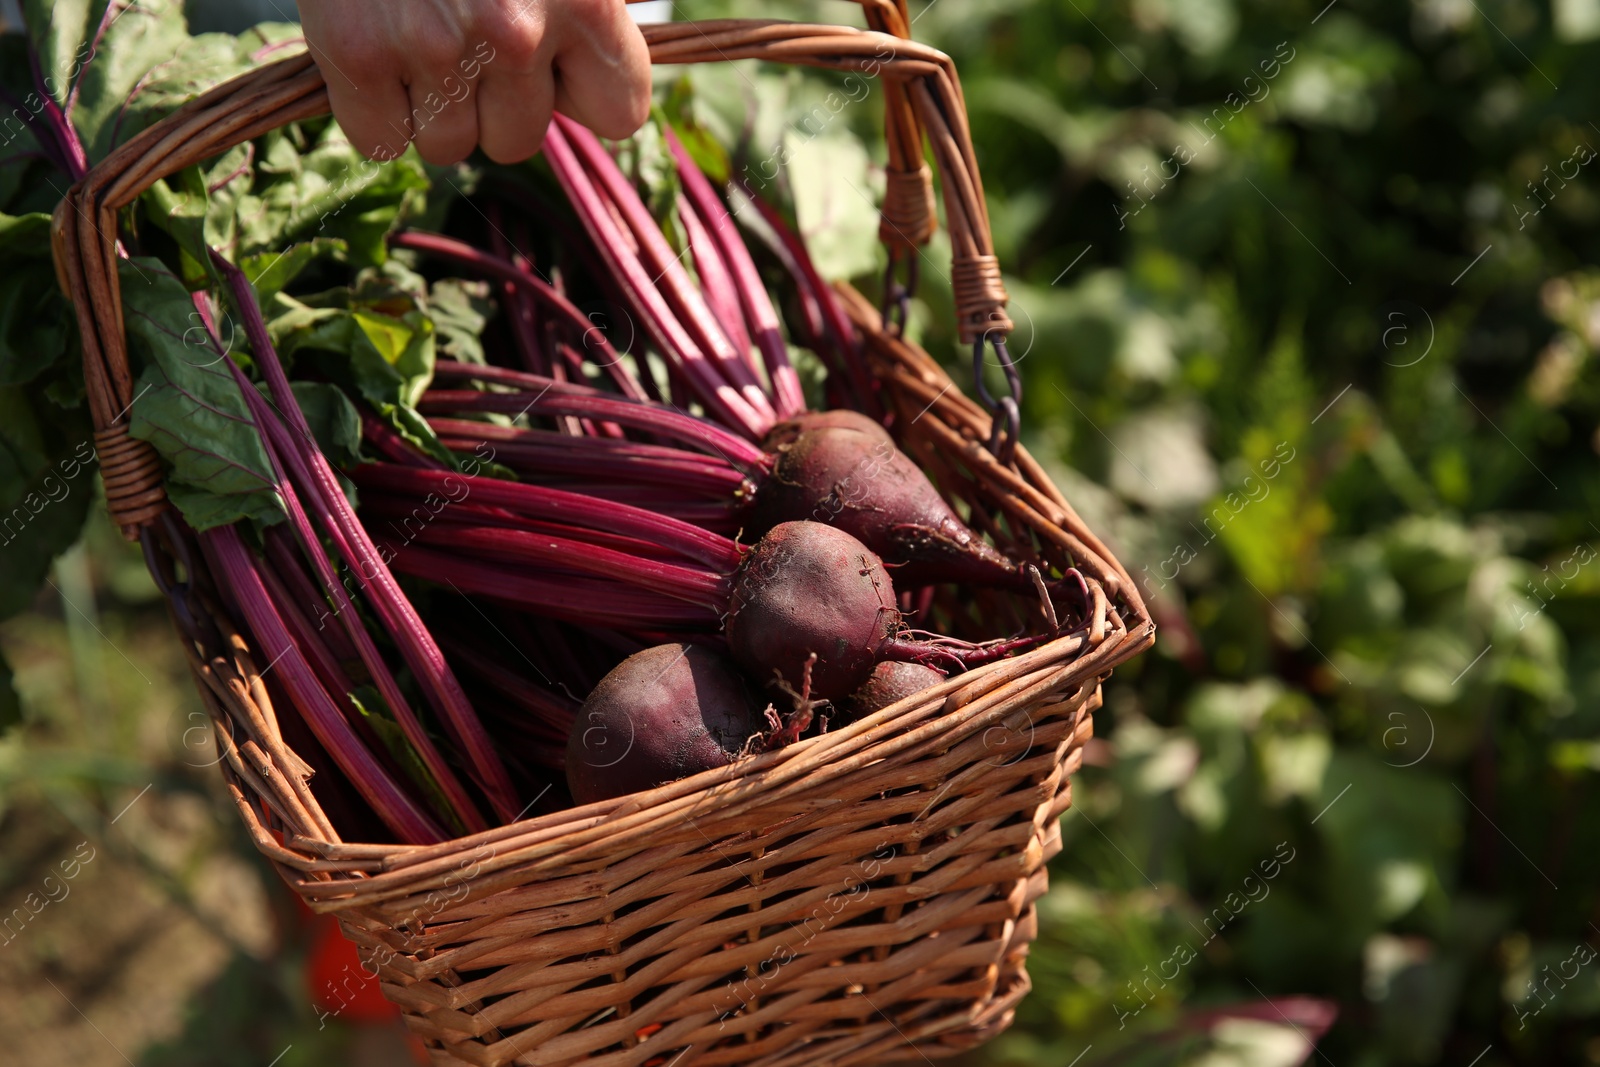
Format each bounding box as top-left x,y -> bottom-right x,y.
750,423 -> 1024,588
842,661 -> 946,721
727,521 -> 899,701
762,409 -> 891,450
360,469 -> 1043,707
410,380 -> 1045,599
566,643 -> 764,804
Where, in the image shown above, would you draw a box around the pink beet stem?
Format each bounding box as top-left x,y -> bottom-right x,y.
364,399 -> 746,529
735,185 -> 881,417
390,230 -> 647,402
483,203 -> 552,377
383,521 -> 732,608
387,545 -> 722,630
426,360 -> 770,470
359,492 -> 700,562
350,461 -> 743,573
262,526 -> 360,666
196,291 -> 488,833
427,418 -> 751,495
556,117 -> 776,424
358,408 -> 438,468
203,524 -> 447,844
677,184 -> 753,372
666,127 -> 808,419
542,119 -> 771,438
437,632 -> 576,738
240,383 -> 491,833
879,632 -> 1048,672
213,253 -> 524,825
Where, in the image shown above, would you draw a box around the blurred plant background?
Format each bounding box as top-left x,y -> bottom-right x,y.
3,0 -> 1600,1064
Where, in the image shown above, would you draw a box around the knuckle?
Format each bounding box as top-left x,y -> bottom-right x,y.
569,70 -> 651,139
624,84 -> 652,128
340,119 -> 400,161
489,23 -> 545,69
412,32 -> 465,72
335,39 -> 389,84
412,126 -> 475,166
587,91 -> 650,139
480,4 -> 547,68
413,142 -> 463,166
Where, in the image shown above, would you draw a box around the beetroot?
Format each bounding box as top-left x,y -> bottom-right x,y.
566,643 -> 763,804
723,522 -> 1045,693
726,521 -> 899,700
842,661 -> 946,721
361,462 -> 1044,703
750,423 -> 1024,588
411,373 -> 1048,600
762,409 -> 891,450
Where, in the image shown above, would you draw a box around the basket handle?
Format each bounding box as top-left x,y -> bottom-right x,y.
628,1 -> 935,255
53,22 -> 1014,539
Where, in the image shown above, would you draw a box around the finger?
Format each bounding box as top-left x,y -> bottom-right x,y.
302,31 -> 413,161
325,75 -> 415,162
550,0 -> 651,139
477,60 -> 556,164
406,75 -> 482,166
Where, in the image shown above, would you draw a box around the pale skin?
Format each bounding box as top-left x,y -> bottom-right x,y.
294,0 -> 653,165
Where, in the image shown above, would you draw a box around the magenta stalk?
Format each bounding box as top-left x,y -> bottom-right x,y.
556,117 -> 776,422
665,127 -> 807,419
542,118 -> 773,439
212,253 -> 524,826
202,524 -> 448,844
389,230 -> 647,403
426,360 -> 770,470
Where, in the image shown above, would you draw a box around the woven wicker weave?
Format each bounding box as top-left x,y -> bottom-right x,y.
51,10 -> 1154,1064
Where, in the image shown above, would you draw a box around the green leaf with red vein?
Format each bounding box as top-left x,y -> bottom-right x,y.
123,257 -> 285,531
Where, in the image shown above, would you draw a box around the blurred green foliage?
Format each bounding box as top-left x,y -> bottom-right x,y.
681,0 -> 1600,1060
887,1 -> 1600,1064
4,0 -> 1600,1064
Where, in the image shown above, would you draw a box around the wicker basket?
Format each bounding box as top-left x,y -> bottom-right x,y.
52,7 -> 1154,1064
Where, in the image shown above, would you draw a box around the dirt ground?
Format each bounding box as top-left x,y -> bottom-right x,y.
0,525 -> 418,1066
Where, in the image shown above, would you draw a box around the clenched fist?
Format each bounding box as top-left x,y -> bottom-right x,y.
295,0 -> 652,164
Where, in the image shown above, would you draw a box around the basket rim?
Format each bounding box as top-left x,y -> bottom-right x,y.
286,618 -> 1137,875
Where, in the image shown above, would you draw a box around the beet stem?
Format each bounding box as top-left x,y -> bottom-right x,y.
665,127 -> 807,419
554,117 -> 776,423
213,253 -> 524,825
382,522 -> 732,608
733,185 -> 881,417
197,292 -> 488,833
234,379 -> 491,831
542,119 -> 771,438
392,230 -> 649,403
388,545 -> 721,629
425,360 -> 770,471
879,632 -> 1047,671
677,183 -> 753,372
203,525 -> 447,844
427,417 -> 751,495
350,461 -> 743,573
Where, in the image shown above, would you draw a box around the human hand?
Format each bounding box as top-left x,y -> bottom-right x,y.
295,0 -> 652,165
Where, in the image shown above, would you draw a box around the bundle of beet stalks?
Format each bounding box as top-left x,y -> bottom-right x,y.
170,112 -> 1081,845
